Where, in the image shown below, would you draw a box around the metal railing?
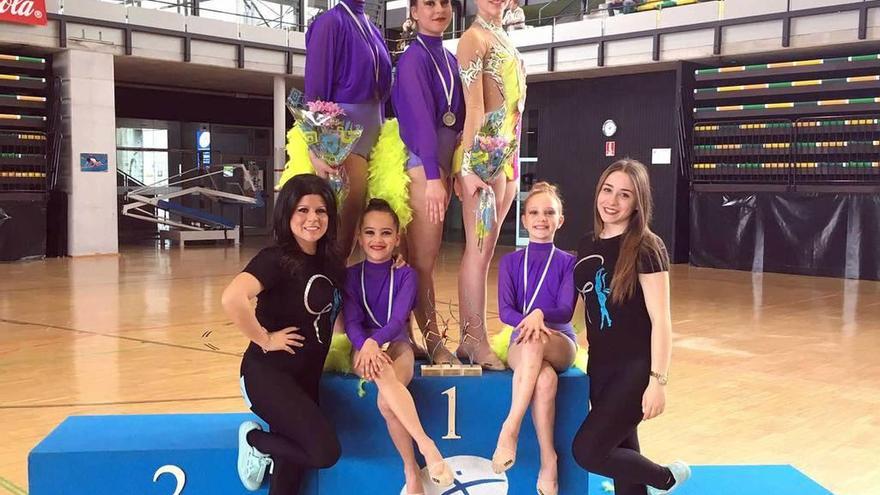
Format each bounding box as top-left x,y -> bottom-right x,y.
97,0 -> 309,31
386,0 -> 723,39
46,76 -> 63,192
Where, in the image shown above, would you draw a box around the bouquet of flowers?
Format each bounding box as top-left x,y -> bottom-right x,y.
462,108 -> 518,251
286,88 -> 363,208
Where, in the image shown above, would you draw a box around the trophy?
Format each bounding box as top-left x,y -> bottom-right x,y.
420,298 -> 483,377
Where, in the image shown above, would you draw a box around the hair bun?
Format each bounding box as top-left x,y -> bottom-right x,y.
363,197 -> 401,230
524,181 -> 564,211
531,181 -> 557,195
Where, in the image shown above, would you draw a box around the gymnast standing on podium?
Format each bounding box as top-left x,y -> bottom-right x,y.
450,0 -> 528,370
304,0 -> 392,258
379,0 -> 466,366
222,175 -> 345,494
344,199 -> 455,494
492,182 -> 578,495
571,159 -> 690,495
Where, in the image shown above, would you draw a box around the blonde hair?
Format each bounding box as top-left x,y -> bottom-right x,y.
524,181 -> 563,213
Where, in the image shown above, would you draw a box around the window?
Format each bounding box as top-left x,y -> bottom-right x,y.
116,127 -> 170,187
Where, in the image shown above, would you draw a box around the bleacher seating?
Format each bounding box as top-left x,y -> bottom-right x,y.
0,53 -> 59,261
604,0 -> 714,16
691,53 -> 880,185
0,54 -> 50,194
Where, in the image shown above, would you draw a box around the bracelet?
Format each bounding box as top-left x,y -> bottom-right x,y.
649,370 -> 668,385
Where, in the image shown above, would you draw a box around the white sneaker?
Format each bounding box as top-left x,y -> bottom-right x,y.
647,461 -> 691,495
237,421 -> 274,491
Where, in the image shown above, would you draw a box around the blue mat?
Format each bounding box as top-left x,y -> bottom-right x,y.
589,465 -> 833,495
157,199 -> 237,228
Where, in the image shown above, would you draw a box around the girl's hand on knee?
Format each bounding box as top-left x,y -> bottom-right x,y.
353,357 -> 369,380
515,327 -> 548,345
355,363 -> 371,381
641,381 -> 666,420
536,327 -> 552,344
521,309 -> 545,328
368,352 -> 393,378
355,340 -> 379,379
357,339 -> 392,380
515,310 -> 550,344
514,327 -> 533,345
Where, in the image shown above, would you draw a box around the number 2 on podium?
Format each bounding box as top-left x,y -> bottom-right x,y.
442,386 -> 462,440
153,465 -> 186,495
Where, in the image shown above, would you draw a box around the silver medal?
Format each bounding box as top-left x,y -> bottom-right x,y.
417,36 -> 457,129
443,111 -> 457,127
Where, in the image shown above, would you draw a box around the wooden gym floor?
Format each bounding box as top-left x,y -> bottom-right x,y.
1,239 -> 878,495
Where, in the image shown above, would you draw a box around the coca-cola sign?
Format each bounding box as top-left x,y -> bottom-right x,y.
0,0 -> 47,26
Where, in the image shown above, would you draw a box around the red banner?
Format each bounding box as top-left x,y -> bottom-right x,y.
0,0 -> 47,26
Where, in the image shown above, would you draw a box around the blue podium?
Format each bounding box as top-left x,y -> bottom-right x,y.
29,368 -> 589,495
28,413 -> 282,495
322,368 -> 589,495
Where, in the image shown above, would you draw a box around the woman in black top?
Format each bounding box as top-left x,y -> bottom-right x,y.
222,175 -> 345,494
571,159 -> 691,495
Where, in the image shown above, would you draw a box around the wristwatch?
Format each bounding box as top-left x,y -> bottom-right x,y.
650,371 -> 668,385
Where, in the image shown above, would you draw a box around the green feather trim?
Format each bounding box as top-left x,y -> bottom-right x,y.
280,121 -> 414,232
574,347 -> 589,374
322,333 -> 354,374
278,125 -> 316,190
367,119 -> 413,230
490,325 -> 515,364
573,314 -> 586,334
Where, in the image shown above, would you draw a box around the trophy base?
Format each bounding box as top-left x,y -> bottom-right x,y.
420,364 -> 483,377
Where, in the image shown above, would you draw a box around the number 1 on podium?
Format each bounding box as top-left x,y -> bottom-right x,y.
441,387 -> 462,440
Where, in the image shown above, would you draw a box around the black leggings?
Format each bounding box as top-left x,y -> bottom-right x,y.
571,363 -> 670,495
240,358 -> 341,494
